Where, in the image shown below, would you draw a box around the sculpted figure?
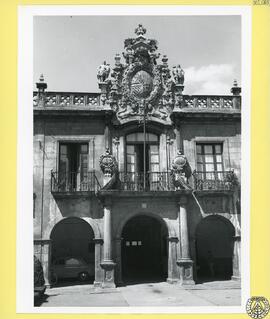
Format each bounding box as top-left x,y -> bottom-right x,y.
170,150 -> 192,190
172,64 -> 185,85
118,102 -> 137,119
97,61 -> 110,83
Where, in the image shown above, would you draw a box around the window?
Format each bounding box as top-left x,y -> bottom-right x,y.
58,143 -> 89,191
125,132 -> 159,174
196,143 -> 224,179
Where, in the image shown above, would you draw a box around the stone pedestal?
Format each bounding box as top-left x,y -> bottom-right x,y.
98,82 -> 109,105
177,196 -> 195,285
100,260 -> 116,288
167,237 -> 179,284
177,259 -> 194,285
232,235 -> 241,280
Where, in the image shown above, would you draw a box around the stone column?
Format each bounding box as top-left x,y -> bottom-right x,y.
167,237 -> 179,284
100,200 -> 116,288
232,235 -> 241,280
177,196 -> 195,285
115,237 -> 123,285
93,238 -> 103,287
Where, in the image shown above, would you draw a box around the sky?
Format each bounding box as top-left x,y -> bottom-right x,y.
34,15 -> 241,95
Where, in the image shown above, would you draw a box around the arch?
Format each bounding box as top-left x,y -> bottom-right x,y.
195,214 -> 235,236
50,217 -> 96,283
121,213 -> 169,283
49,216 -> 101,240
116,211 -> 172,239
195,214 -> 235,283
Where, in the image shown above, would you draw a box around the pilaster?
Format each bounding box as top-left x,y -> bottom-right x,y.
93,238 -> 104,287
167,237 -> 179,284
232,235 -> 241,281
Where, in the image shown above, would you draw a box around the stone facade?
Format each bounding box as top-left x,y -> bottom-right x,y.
33,25 -> 241,288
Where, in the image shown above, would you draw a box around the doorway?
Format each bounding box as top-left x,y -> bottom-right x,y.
121,215 -> 168,284
50,217 -> 95,285
58,143 -> 89,191
195,215 -> 235,283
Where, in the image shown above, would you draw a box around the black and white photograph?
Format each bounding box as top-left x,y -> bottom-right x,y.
17,5 -> 251,313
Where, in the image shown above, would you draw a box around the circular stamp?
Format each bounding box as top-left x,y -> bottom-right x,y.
246,296 -> 270,319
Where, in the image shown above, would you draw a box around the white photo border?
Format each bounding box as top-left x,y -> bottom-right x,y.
17,4 -> 251,314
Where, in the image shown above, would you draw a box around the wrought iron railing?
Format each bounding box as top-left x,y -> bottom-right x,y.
51,170 -> 237,193
51,171 -> 101,193
193,170 -> 236,191
118,171 -> 174,191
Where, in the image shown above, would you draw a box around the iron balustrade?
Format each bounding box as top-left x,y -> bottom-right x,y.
51,170 -> 237,193
118,171 -> 174,191
193,170 -> 236,191
51,171 -> 101,193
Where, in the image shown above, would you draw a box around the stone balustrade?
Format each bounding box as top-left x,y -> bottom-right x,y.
33,92 -> 240,111
183,95 -> 241,110
33,91 -> 101,107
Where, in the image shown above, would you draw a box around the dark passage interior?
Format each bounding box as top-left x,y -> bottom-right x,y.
50,217 -> 95,285
121,215 -> 168,284
195,215 -> 235,283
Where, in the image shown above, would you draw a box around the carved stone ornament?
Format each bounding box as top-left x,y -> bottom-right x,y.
172,65 -> 185,85
171,150 -> 192,190
97,25 -> 186,124
99,148 -> 118,177
97,61 -> 111,83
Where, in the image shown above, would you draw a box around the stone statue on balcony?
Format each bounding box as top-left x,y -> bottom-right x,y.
170,150 -> 192,190
97,61 -> 111,83
172,65 -> 185,85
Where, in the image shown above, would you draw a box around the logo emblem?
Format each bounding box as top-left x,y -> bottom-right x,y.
246,297 -> 270,319
130,70 -> 153,99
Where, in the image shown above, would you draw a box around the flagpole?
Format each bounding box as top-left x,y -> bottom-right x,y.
143,99 -> 146,191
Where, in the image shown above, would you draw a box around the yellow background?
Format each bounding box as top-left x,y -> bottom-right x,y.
0,0 -> 269,318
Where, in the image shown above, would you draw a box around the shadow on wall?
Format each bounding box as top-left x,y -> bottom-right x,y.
54,197 -> 103,219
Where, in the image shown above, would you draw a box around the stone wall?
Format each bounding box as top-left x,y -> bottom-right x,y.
181,121 -> 241,180
33,117 -> 106,240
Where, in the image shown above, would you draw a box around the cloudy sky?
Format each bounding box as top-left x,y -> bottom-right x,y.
34,15 -> 241,95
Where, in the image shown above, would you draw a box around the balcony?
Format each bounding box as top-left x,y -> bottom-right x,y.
193,170 -> 237,191
50,170 -> 237,195
51,171 -> 101,194
118,172 -> 174,192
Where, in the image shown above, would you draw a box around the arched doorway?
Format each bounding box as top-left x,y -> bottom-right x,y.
121,215 -> 168,283
195,215 -> 235,283
50,217 -> 95,284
